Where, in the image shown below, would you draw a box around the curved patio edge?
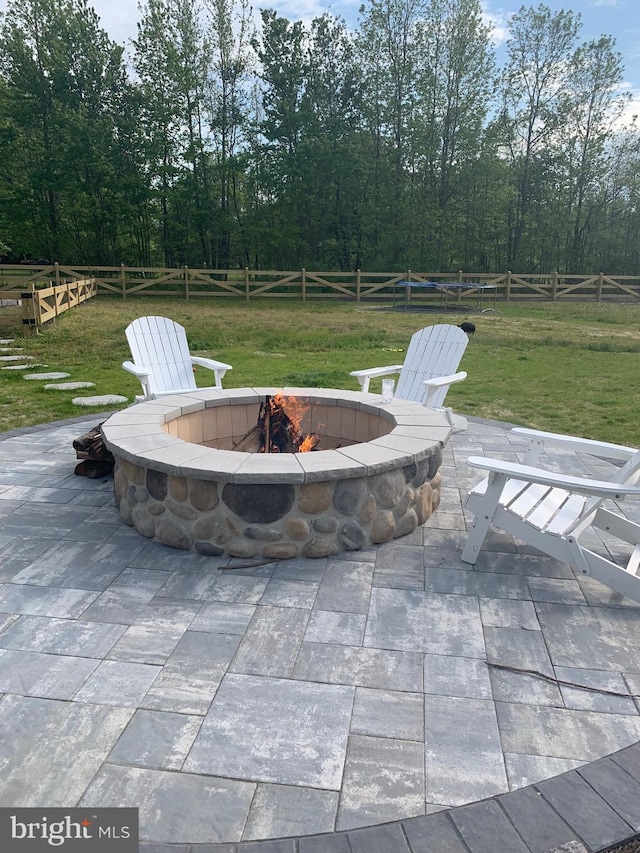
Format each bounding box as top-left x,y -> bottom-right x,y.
138,741 -> 640,852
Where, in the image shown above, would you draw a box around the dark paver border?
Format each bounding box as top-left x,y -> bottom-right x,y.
4,414 -> 640,853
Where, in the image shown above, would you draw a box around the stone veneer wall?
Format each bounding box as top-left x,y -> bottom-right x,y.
113,448 -> 443,559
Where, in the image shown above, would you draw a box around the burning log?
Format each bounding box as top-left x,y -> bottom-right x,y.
232,395 -> 319,454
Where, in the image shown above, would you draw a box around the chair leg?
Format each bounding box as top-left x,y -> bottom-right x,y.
461,474 -> 505,564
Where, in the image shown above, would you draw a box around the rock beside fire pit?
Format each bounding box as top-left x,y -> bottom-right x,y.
102,387 -> 451,559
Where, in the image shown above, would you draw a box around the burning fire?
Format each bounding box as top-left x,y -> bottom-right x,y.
271,394 -> 315,453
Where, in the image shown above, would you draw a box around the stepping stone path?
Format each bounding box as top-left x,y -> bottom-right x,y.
45,382 -> 95,391
72,394 -> 128,406
0,338 -> 127,407
24,372 -> 71,381
1,364 -> 48,370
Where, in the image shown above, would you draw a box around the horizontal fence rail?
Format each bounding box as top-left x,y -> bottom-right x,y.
0,273 -> 97,333
0,264 -> 639,304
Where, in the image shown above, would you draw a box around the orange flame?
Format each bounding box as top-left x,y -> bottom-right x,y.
272,394 -> 315,452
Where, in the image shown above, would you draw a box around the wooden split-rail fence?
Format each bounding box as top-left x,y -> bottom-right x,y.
0,264 -> 639,332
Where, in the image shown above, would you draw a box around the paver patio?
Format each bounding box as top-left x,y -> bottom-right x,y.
0,414 -> 639,850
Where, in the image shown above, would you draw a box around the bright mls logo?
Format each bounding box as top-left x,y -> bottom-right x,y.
1,808 -> 138,851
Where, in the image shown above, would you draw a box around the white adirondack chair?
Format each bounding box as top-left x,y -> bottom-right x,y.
462,427 -> 640,603
350,324 -> 469,429
123,316 -> 232,401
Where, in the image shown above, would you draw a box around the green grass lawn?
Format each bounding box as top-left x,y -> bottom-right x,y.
1,297 -> 639,447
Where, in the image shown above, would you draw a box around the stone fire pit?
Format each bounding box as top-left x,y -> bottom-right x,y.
101,387 -> 451,559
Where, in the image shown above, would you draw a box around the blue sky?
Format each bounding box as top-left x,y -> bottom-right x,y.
1,0 -> 639,119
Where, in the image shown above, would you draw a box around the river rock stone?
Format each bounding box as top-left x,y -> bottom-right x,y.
193,514 -> 219,539
262,543 -> 298,560
283,517 -> 310,540
298,482 -> 331,514
340,519 -> 366,551
131,505 -> 156,538
358,495 -> 376,524
394,508 -> 418,538
195,542 -> 225,556
370,469 -> 406,508
166,497 -> 198,521
414,483 -> 433,524
403,462 -> 417,483
312,516 -> 338,534
147,502 -> 166,517
156,517 -> 193,550
225,538 -> 258,559
146,469 -> 168,501
169,475 -> 188,502
190,479 -> 218,511
222,483 -> 295,523
302,538 -> 341,558
245,526 -> 283,541
333,478 -> 366,515
371,510 -> 395,543
427,447 -> 442,481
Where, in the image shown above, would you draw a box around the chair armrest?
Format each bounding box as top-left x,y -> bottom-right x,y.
467,456 -> 640,499
512,428 -> 639,463
190,356 -> 232,388
122,360 -> 151,379
349,365 -> 403,393
422,371 -> 467,390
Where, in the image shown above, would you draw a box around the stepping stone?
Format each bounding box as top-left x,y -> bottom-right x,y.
0,355 -> 34,362
1,364 -> 47,371
72,395 -> 128,406
45,382 -> 96,391
0,339 -> 15,344
0,347 -> 22,352
24,372 -> 71,380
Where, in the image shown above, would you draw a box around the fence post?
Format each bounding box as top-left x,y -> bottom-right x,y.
121,264 -> 127,300
597,272 -> 603,302
506,270 -> 512,301
244,267 -> 250,301
301,268 -> 306,301
184,265 -> 189,300
551,270 -> 558,301
457,269 -> 463,303
356,268 -> 361,302
54,262 -> 60,288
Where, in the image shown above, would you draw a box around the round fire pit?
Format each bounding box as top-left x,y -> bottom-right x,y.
101,387 -> 451,559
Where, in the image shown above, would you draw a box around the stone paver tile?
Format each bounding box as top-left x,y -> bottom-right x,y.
107,601 -> 201,664
0,694 -> 132,806
298,833 -> 351,853
0,614 -> 125,657
74,659 -> 161,706
0,648 -> 99,698
184,674 -> 353,790
364,588 -> 485,659
425,695 -> 507,806
303,610 -> 366,646
242,783 -> 338,840
496,702 -> 640,761
373,545 -> 425,590
129,541 -> 227,572
293,642 -> 423,692
108,709 -> 203,770
424,654 -> 492,700
80,764 -> 255,844
556,666 -> 638,715
259,579 -> 319,608
578,757 -> 640,830
0,613 -> 20,634
79,569 -> 171,625
489,666 -> 562,707
346,822 -> 412,853
449,799 -> 530,853
272,559 -> 327,582
611,743 -> 640,783
479,597 -> 541,630
504,753 -> 585,790
424,568 -> 531,600
499,786 -> 579,853
143,631 -> 241,715
189,601 -> 256,635
0,485 -> 78,503
527,577 -> 587,605
155,572 -> 225,601
535,602 -> 640,671
351,687 -> 424,740
0,583 -> 98,618
402,813 -> 469,852
576,575 -> 640,608
336,734 -> 424,831
229,606 -> 309,678
473,552 -> 573,579
536,770 -> 634,851
313,561 -> 374,614
0,503 -> 96,538
484,625 -> 554,676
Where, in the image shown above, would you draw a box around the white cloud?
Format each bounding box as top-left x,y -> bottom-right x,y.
480,1 -> 510,47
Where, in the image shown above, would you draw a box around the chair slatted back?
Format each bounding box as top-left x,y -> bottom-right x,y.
396,324 -> 469,407
125,316 -> 196,397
